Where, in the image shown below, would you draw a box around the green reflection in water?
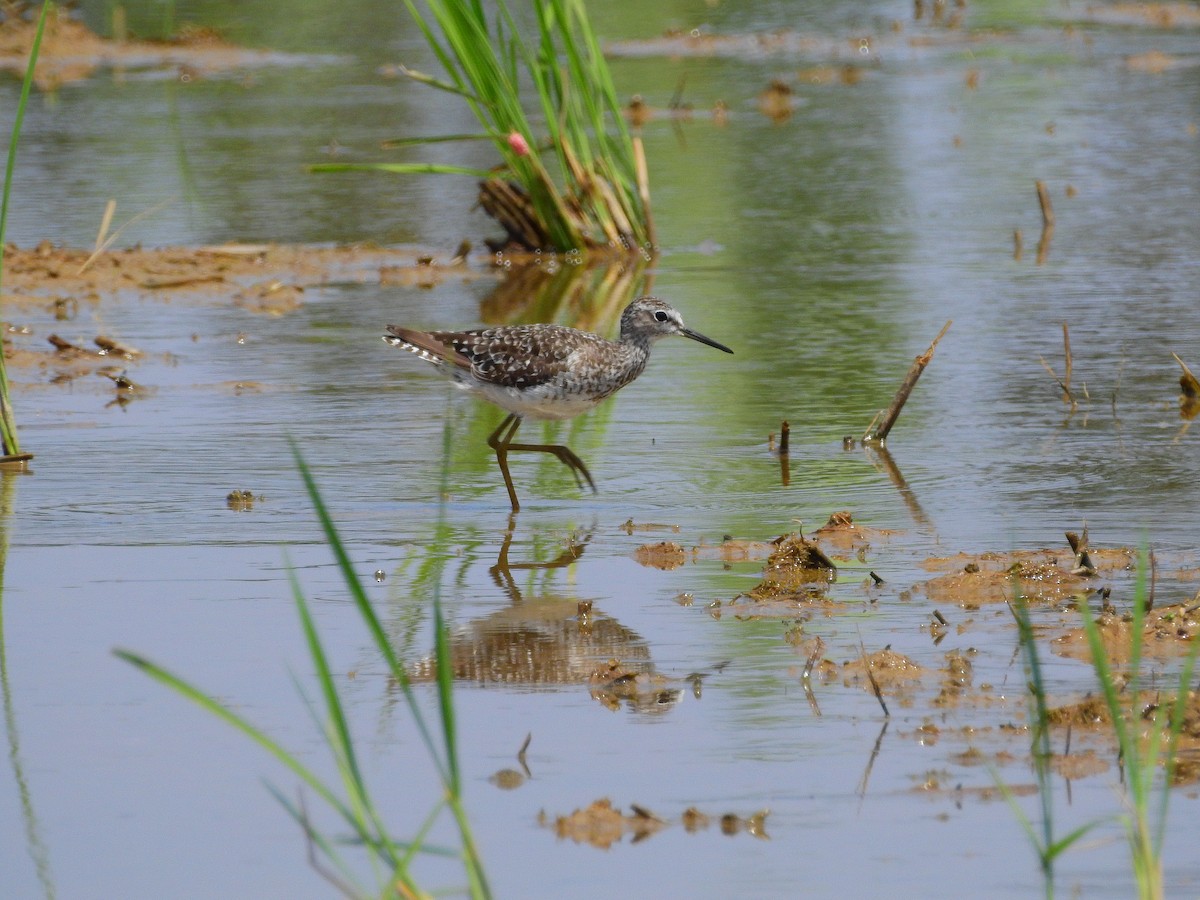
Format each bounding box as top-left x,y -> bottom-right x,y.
0,470 -> 55,900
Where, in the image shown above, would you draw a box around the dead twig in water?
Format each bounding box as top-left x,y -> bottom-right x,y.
1038,356 -> 1074,406
1035,180 -> 1054,265
297,791 -> 358,900
802,647 -> 822,717
1036,180 -> 1055,229
778,420 -> 790,486
1065,528 -> 1096,577
861,320 -> 952,444
1148,549 -> 1156,613
517,732 -> 532,778
856,719 -> 889,802
862,444 -> 934,531
1061,322 -> 1073,400
1173,352 -> 1200,400
858,634 -> 890,718
77,197 -> 175,275
1039,325 -> 1079,408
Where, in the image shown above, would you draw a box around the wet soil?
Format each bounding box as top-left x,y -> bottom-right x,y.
1,241 -> 488,385
621,506 -> 1200,789
0,13 -> 335,89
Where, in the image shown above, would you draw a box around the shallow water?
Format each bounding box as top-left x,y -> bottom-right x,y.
3,1 -> 1200,897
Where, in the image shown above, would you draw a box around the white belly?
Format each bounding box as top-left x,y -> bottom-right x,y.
456,379 -> 604,420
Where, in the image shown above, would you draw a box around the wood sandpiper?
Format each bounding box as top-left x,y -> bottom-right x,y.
384,296 -> 733,511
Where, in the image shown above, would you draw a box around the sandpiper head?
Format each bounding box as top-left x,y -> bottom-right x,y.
620,297 -> 734,354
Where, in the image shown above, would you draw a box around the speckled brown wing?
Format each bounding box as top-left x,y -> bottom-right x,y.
429,324 -> 592,389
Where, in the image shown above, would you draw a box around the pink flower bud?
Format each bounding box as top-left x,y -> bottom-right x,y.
507,131 -> 530,157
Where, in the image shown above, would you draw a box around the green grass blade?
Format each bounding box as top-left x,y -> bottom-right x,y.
288,441 -> 451,788
266,783 -> 369,898
396,64 -> 484,101
309,162 -> 496,178
1158,635 -> 1200,843
381,134 -> 493,149
288,567 -> 400,871
378,0 -> 649,252
0,0 -> 50,454
432,596 -> 459,794
1045,820 -> 1103,860
114,649 -> 354,823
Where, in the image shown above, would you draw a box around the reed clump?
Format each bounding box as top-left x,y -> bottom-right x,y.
313,0 -> 653,255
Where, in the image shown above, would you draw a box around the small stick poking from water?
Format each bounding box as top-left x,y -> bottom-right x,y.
518,732 -> 533,778
1062,322 -> 1073,399
1065,528 -> 1096,577
1173,352 -> 1200,399
1036,180 -> 1055,229
862,321 -> 952,444
1039,354 -> 1076,407
858,636 -> 890,718
1147,549 -> 1157,613
779,420 -> 790,455
1035,180 -> 1055,265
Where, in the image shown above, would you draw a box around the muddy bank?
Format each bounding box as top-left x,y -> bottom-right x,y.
0,241 -> 489,384
0,12 -> 339,89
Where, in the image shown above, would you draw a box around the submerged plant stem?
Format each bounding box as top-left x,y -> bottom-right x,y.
0,1 -> 52,456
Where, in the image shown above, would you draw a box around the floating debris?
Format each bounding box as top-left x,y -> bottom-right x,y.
549,799 -> 767,847
94,335 -> 142,359
619,518 -> 681,535
99,368 -> 138,391
743,532 -> 837,600
226,489 -> 261,511
587,659 -> 682,715
633,540 -> 687,570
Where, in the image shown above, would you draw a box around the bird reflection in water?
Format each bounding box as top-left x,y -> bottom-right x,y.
405,516 -> 682,716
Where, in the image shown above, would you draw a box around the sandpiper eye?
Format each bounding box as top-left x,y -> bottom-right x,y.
654,310 -> 669,322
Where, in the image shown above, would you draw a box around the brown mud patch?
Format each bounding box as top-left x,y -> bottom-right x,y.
905,560 -> 1095,610
657,514 -> 1200,792
1053,599 -> 1200,663
633,541 -> 687,570
836,649 -> 927,700
920,547 -> 1135,575
587,659 -> 683,714
739,533 -> 837,599
2,242 -> 484,305
0,14 -> 338,89
631,513 -> 890,570
1047,689 -> 1200,783
810,510 -> 895,558
2,242 -> 487,383
1078,3 -> 1200,29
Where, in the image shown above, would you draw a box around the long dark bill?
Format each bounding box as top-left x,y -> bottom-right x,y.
681,327 -> 734,354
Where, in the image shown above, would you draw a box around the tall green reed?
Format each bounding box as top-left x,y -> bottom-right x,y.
1075,561 -> 1200,900
0,0 -> 52,458
1008,554 -> 1200,900
1005,597 -> 1098,900
117,439 -> 489,899
313,0 -> 652,254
